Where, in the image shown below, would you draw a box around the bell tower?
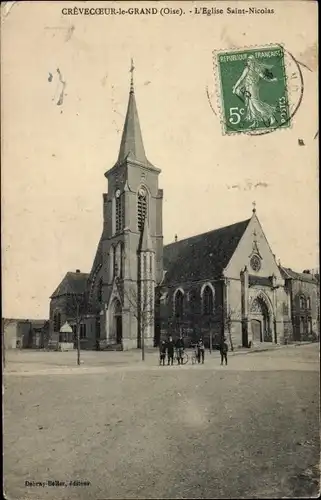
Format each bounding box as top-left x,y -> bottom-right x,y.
101,61 -> 163,350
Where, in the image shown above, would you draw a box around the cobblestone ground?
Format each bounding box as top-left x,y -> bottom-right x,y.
4,344 -> 320,499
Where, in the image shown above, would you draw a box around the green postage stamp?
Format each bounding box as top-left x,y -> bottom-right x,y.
214,45 -> 292,135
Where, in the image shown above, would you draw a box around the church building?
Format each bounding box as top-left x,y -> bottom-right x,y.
49,67 -> 319,351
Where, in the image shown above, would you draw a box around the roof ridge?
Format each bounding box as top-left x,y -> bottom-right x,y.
280,266 -> 318,281
67,271 -> 89,276
164,218 -> 251,248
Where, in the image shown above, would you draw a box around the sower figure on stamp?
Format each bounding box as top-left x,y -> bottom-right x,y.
220,337 -> 228,366
167,336 -> 174,366
232,55 -> 278,129
159,340 -> 166,366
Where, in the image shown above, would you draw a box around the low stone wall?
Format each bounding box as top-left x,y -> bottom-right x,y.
58,342 -> 74,352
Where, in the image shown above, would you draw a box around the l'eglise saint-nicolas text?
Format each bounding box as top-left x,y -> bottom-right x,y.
194,7 -> 275,15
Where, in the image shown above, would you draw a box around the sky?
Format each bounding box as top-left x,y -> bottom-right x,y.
1,1 -> 318,319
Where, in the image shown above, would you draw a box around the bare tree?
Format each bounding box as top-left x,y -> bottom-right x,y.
225,309 -> 235,352
2,318 -> 15,369
225,305 -> 244,352
122,284 -> 155,361
65,292 -> 89,366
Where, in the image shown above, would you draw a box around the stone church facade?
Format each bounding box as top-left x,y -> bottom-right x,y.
49,68 -> 319,350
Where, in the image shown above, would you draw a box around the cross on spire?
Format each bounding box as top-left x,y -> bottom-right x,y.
130,58 -> 135,94
252,201 -> 256,213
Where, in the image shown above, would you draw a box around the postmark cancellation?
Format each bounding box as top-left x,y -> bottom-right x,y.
213,44 -> 303,136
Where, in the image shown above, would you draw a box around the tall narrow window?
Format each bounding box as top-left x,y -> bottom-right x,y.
120,243 -> 124,279
112,245 -> 118,278
203,286 -> 214,315
115,190 -> 124,233
300,316 -> 305,334
174,290 -> 184,318
307,297 -> 311,309
308,317 -> 312,333
80,324 -> 87,339
299,296 -> 306,309
137,187 -> 147,232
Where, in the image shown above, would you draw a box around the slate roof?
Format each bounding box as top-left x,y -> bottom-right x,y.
163,219 -> 251,285
89,233 -> 103,280
279,266 -> 318,284
50,272 -> 89,299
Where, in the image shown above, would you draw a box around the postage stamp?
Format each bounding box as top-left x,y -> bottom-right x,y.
214,45 -> 292,135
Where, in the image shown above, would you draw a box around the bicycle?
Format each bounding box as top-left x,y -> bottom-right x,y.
175,349 -> 189,365
190,345 -> 198,365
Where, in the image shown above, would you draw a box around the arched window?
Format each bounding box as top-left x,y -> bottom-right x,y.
115,191 -> 124,233
307,297 -> 311,309
109,246 -> 114,279
202,285 -> 214,315
137,187 -> 147,232
174,289 -> 184,318
112,245 -> 118,278
120,243 -> 124,278
299,296 -> 306,309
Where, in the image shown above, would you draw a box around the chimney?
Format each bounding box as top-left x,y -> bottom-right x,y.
174,234 -> 178,243
76,269 -> 80,273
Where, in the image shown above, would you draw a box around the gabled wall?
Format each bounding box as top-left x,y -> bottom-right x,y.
225,213 -> 284,283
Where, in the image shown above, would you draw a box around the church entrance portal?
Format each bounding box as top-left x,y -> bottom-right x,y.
250,296 -> 272,343
251,319 -> 262,342
111,299 -> 123,345
116,316 -> 122,344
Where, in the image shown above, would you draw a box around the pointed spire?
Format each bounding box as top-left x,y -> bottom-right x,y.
117,60 -> 148,165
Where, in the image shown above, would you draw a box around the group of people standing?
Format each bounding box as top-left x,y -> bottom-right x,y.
160,335 -> 184,365
159,334 -> 229,366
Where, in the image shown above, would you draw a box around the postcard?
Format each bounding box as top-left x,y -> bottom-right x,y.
2,1 -> 319,499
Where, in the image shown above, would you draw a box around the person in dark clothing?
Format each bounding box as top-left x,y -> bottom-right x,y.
197,338 -> 205,364
176,335 -> 185,365
220,337 -> 228,365
159,340 -> 166,366
167,336 -> 174,365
